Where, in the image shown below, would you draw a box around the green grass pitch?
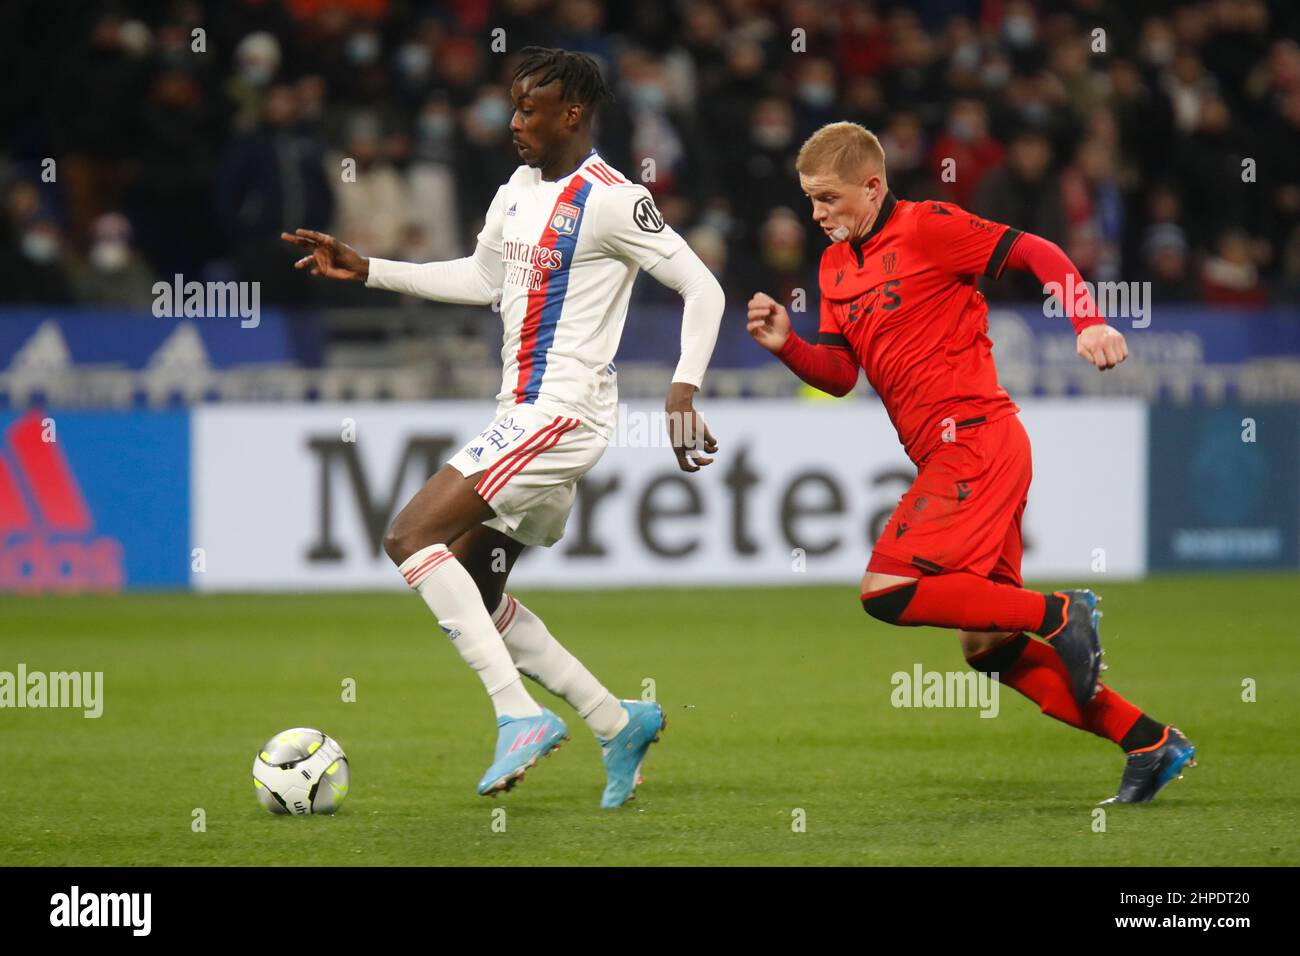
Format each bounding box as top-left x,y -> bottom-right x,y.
1,575 -> 1296,866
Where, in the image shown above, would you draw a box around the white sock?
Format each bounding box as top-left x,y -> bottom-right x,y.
493,594 -> 629,740
399,545 -> 541,720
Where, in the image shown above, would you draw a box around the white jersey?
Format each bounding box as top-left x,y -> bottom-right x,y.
476,151 -> 686,438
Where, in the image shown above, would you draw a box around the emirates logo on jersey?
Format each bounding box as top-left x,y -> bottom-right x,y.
501,239 -> 563,270
502,238 -> 563,292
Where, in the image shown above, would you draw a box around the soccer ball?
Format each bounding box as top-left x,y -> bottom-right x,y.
252,727 -> 350,815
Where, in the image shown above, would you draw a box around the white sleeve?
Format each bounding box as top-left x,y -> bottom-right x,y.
643,244 -> 725,388
595,184 -> 687,271
364,185 -> 507,305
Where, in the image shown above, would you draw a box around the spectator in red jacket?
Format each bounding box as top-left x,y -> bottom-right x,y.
929,98 -> 1004,210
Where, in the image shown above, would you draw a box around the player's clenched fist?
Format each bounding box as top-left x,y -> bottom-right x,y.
747,292 -> 791,353
280,228 -> 369,283
1076,323 -> 1129,371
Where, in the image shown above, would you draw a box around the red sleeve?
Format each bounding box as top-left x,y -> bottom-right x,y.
816,293 -> 850,348
775,332 -> 859,397
913,202 -> 1023,279
1003,232 -> 1105,334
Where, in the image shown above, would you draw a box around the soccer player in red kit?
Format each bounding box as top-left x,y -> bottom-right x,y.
748,122 -> 1196,804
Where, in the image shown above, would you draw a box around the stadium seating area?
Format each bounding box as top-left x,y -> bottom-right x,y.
3,0 -> 1299,311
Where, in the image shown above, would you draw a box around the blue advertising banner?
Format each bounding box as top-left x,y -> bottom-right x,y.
0,306 -> 320,370
1148,406 -> 1300,570
617,304 -> 1300,371
0,409 -> 190,592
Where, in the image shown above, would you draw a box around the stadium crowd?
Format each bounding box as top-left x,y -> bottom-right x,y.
3,0 -> 1299,311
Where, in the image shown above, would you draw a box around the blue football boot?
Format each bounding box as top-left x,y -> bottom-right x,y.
1101,726 -> 1198,805
599,700 -> 666,808
476,708 -> 568,796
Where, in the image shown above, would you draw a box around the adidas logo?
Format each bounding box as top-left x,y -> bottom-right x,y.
506,203 -> 517,216
0,411 -> 124,592
467,446 -> 483,462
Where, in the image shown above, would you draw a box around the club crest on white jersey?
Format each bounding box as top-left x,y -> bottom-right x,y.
551,201 -> 582,235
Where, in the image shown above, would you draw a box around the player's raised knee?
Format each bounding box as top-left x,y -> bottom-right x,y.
860,573 -> 919,624
383,523 -> 422,566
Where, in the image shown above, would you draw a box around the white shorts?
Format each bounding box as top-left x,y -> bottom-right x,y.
447,402 -> 607,547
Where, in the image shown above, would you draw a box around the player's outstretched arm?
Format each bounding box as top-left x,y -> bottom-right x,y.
363,241 -> 503,307
918,204 -> 1129,372
1001,232 -> 1129,371
280,228 -> 504,306
644,247 -> 724,473
747,292 -> 858,396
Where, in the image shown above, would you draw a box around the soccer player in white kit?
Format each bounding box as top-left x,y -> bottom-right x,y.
282,48 -> 724,807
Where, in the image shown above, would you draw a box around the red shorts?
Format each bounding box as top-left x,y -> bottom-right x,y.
867,413 -> 1032,587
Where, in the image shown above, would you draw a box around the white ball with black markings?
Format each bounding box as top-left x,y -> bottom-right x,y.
252,728 -> 350,815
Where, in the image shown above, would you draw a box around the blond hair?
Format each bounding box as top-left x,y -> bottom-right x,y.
796,122 -> 887,184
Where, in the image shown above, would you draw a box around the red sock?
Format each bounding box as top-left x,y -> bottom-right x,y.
865,572 -> 1048,633
969,634 -> 1143,746
1081,684 -> 1146,745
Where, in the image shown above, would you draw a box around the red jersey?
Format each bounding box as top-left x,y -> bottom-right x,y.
817,192 -> 1023,464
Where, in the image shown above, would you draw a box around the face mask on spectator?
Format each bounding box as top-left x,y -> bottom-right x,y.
629,83 -> 667,112
473,98 -> 510,129
21,231 -> 59,264
887,137 -> 922,169
797,83 -> 835,108
347,34 -> 380,65
91,240 -> 129,272
240,61 -> 275,87
949,117 -> 978,142
700,208 -> 733,235
235,32 -> 280,87
953,43 -> 980,71
1021,101 -> 1048,122
1003,15 -> 1034,47
397,44 -> 431,80
418,114 -> 454,142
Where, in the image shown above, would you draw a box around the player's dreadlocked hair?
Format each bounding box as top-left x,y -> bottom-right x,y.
511,47 -> 613,112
